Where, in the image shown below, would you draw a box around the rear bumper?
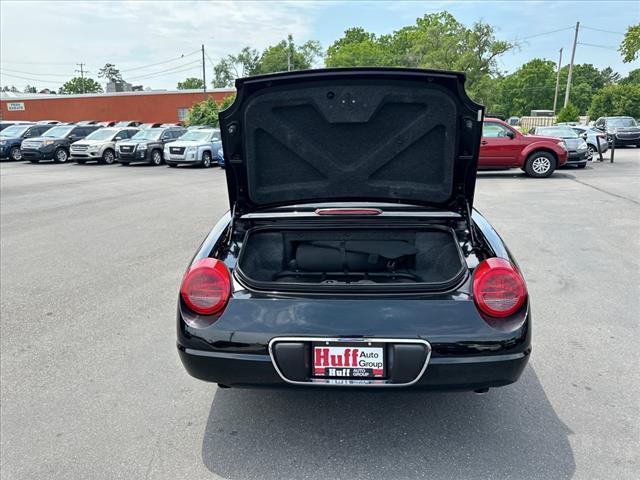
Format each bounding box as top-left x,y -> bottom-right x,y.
178,344 -> 530,390
565,151 -> 588,166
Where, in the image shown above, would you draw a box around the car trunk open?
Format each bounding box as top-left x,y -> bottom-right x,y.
220,68 -> 483,292
235,224 -> 466,292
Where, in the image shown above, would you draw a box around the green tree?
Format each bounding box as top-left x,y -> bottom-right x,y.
556,103 -> 580,123
59,76 -> 103,94
257,35 -> 322,74
212,47 -> 260,88
1,85 -> 19,92
619,24 -> 640,63
177,77 -> 205,90
325,12 -> 513,108
185,95 -> 236,127
494,59 -> 557,117
589,84 -> 640,119
98,63 -> 123,82
620,68 -> 640,85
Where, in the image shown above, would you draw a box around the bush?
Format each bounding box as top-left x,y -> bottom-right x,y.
185,94 -> 236,127
555,103 -> 580,123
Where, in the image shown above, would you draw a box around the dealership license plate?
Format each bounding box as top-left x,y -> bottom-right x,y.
312,342 -> 385,379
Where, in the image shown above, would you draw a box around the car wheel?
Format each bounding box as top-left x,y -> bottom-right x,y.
587,144 -> 596,160
9,147 -> 22,161
201,151 -> 212,168
524,152 -> 556,178
54,148 -> 69,163
151,150 -> 162,166
102,149 -> 116,165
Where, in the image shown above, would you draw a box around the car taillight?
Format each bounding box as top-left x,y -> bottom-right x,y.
473,258 -> 527,318
180,258 -> 231,316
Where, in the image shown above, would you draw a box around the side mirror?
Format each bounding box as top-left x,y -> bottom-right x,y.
506,130 -> 515,139
114,136 -> 123,141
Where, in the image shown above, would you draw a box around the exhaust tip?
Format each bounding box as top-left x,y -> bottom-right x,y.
474,388 -> 489,395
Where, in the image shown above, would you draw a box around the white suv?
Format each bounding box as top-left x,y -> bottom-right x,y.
164,129 -> 221,168
70,127 -> 139,164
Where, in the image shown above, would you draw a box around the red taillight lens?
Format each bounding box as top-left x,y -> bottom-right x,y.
473,258 -> 527,318
180,258 -> 231,315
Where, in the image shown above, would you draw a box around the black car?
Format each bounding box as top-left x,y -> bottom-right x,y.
176,68 -> 531,392
20,125 -> 102,163
115,126 -> 186,165
0,123 -> 53,161
593,116 -> 640,147
0,120 -> 33,132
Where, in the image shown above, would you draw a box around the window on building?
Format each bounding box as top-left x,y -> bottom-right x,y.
177,108 -> 189,121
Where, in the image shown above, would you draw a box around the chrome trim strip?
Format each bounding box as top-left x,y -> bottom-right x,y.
268,337 -> 432,387
183,348 -> 272,362
242,211 -> 461,219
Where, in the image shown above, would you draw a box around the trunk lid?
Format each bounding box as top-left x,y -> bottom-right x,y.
219,68 -> 484,216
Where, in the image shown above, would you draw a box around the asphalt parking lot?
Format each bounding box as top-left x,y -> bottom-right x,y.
1,150 -> 638,480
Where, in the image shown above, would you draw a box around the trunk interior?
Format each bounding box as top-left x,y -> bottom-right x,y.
235,225 -> 466,291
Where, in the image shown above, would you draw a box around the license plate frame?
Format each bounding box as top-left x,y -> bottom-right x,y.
312,341 -> 386,379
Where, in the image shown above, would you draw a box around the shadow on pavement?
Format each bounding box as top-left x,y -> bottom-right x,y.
201,366 -> 574,480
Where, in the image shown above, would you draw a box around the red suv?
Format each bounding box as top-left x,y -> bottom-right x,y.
479,118 -> 568,177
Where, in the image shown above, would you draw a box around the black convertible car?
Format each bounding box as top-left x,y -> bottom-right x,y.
177,68 -> 531,391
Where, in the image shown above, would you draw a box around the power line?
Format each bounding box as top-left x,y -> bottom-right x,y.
0,67 -> 72,78
0,70 -> 65,84
127,60 -> 202,81
577,42 -> 618,50
514,26 -> 574,42
581,26 -> 625,35
0,60 -> 75,65
128,63 -> 202,82
119,50 -> 200,73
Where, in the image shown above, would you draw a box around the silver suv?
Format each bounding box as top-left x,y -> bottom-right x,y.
164,129 -> 221,168
70,127 -> 140,164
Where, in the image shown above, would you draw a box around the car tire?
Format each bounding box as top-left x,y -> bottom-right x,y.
54,148 -> 69,163
150,150 -> 162,166
587,144 -> 597,160
9,146 -> 22,161
524,151 -> 556,178
201,151 -> 212,168
101,149 -> 116,165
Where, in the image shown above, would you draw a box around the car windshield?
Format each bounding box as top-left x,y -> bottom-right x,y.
42,126 -> 74,137
115,121 -> 133,127
0,125 -> 30,137
538,127 -> 578,138
608,117 -> 637,127
178,130 -> 213,142
84,128 -> 117,141
131,129 -> 162,140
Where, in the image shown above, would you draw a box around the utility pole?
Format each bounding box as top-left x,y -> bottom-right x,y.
553,48 -> 563,113
201,44 -> 207,95
75,63 -> 86,94
563,22 -> 580,108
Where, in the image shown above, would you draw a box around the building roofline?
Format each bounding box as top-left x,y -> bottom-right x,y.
0,88 -> 235,102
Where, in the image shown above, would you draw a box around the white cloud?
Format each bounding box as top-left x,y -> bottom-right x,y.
0,0 -> 326,90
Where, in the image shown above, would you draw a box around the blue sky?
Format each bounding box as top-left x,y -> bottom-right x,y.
0,0 -> 638,92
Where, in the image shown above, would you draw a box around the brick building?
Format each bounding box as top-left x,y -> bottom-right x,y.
0,88 -> 235,123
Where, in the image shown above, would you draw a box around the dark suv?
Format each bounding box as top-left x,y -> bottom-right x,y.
593,116 -> 640,147
115,126 -> 186,166
21,125 -> 102,163
0,124 -> 54,161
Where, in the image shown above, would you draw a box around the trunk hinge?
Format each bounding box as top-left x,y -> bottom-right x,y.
225,204 -> 237,247
458,197 -> 477,250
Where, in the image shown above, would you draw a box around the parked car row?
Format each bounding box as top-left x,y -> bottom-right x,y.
0,121 -> 224,168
